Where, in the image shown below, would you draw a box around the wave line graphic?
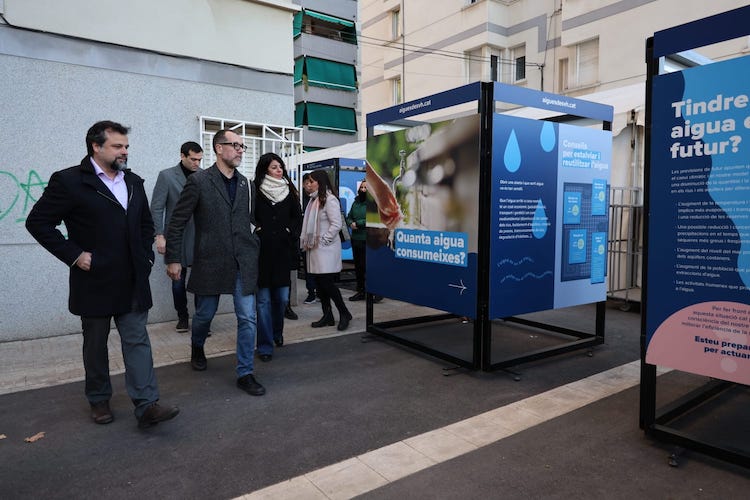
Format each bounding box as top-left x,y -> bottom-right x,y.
497,257 -> 534,267
500,270 -> 553,284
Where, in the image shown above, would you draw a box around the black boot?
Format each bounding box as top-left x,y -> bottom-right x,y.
191,345 -> 207,371
311,311 -> 335,328
284,304 -> 298,320
337,310 -> 353,331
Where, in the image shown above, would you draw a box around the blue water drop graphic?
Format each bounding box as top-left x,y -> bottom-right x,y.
531,199 -> 548,239
540,121 -> 556,152
504,130 -> 521,172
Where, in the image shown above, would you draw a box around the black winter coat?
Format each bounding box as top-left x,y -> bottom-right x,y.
255,191 -> 302,288
25,157 -> 155,316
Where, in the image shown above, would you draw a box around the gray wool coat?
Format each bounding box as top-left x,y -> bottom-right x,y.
150,163 -> 195,267
165,164 -> 260,295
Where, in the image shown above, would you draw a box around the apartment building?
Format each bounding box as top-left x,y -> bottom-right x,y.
360,0 -> 750,301
0,0 -> 300,341
293,0 -> 360,150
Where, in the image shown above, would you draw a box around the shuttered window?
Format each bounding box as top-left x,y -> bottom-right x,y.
295,103 -> 357,134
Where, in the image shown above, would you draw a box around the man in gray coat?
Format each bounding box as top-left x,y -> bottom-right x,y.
151,141 -> 202,332
165,130 -> 265,396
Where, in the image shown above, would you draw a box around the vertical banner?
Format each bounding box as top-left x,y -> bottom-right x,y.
365,115 -> 480,317
646,55 -> 750,385
489,114 -> 611,318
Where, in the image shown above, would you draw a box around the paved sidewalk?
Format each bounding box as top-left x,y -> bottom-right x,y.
0,290 -> 435,396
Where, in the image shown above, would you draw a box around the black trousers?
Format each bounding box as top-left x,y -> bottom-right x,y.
351,239 -> 366,292
312,273 -> 350,318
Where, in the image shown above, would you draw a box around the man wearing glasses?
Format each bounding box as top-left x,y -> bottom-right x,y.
165,130 -> 265,396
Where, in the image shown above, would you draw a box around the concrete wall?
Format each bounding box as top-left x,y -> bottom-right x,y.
0,25 -> 293,341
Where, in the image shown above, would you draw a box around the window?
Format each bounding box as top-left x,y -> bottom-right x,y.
558,57 -> 569,91
294,57 -> 357,91
295,103 -> 357,134
575,38 -> 599,87
392,76 -> 402,104
466,46 -> 502,82
295,9 -> 357,44
391,9 -> 401,39
511,45 -> 526,81
199,117 -> 303,179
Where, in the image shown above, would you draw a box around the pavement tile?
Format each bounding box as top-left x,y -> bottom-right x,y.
305,457 -> 388,500
403,428 -> 478,462
442,411 -> 520,446
358,441 -> 436,482
240,476 -> 328,500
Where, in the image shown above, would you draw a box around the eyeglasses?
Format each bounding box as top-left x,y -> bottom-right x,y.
218,142 -> 247,152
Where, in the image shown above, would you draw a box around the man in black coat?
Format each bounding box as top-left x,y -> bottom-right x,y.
165,129 -> 265,396
26,120 -> 178,429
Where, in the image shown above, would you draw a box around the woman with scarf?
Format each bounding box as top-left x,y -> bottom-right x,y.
254,153 -> 302,361
301,170 -> 352,331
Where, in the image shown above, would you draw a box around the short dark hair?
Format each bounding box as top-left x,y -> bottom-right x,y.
212,129 -> 237,154
181,141 -> 203,156
86,120 -> 129,156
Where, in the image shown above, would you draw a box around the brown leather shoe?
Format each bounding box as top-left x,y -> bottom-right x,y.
137,402 -> 179,429
90,401 -> 114,425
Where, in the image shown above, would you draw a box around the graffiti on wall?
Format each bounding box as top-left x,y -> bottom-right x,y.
0,170 -> 48,225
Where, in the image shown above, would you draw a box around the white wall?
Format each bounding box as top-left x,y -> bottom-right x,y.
2,0 -> 298,74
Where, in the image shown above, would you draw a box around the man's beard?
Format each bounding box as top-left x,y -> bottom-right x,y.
111,158 -> 128,171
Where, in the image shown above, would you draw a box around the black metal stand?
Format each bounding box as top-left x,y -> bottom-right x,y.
484,301 -> 605,372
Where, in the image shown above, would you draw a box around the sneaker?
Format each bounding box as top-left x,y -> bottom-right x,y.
349,291 -> 365,302
303,293 -> 317,304
176,317 -> 189,332
237,374 -> 266,396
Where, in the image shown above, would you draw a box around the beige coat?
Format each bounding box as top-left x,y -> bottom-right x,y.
304,194 -> 343,274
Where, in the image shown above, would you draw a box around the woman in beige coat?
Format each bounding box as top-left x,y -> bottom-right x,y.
301,170 -> 352,330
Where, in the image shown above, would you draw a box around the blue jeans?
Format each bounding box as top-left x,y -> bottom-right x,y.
192,273 -> 256,378
256,286 -> 289,355
172,266 -> 190,319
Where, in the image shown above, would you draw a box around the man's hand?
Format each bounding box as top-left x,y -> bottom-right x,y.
75,251 -> 92,271
166,263 -> 182,281
155,234 -> 166,255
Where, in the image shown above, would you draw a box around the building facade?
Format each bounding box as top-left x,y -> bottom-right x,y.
293,0 -> 360,150
0,0 -> 300,341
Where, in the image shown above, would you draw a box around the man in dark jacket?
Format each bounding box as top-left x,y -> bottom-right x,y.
165,129 -> 265,396
26,120 -> 179,429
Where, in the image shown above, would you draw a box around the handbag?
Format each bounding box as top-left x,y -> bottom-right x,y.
339,210 -> 351,242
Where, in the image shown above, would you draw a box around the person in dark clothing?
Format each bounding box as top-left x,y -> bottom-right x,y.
26,120 -> 179,428
253,153 -> 302,360
346,180 -> 382,303
346,180 -> 368,301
